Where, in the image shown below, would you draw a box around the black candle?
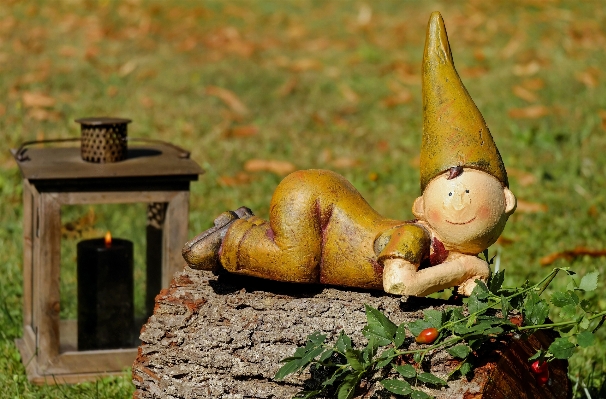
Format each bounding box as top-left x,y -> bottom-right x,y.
77,232 -> 134,350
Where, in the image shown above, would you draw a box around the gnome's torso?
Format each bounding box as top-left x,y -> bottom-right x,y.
219,169 -> 439,289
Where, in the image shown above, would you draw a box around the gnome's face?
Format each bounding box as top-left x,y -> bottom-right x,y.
413,168 -> 516,254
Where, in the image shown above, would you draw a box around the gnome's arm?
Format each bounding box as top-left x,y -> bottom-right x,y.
382,254 -> 489,297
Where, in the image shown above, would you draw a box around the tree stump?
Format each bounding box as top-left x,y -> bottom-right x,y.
132,268 -> 571,399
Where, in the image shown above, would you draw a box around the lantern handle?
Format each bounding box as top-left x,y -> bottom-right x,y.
12,138 -> 81,161
12,137 -> 190,162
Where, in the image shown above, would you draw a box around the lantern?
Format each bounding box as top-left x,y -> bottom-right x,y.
12,118 -> 203,383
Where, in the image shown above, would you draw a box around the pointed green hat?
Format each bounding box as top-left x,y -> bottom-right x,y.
420,11 -> 508,191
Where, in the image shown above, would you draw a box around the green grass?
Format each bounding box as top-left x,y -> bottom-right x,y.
1,0 -> 606,397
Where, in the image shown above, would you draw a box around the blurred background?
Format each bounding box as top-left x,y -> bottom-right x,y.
1,1 -> 605,397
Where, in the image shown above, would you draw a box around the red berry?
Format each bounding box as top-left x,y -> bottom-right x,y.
530,360 -> 548,375
536,369 -> 549,386
416,327 -> 439,344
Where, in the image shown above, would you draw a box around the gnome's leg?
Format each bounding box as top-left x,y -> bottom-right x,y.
219,170 -> 354,283
219,199 -> 322,283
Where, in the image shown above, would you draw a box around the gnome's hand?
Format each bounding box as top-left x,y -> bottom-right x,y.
456,255 -> 490,296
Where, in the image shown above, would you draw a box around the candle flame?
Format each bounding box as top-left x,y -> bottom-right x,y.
104,231 -> 112,247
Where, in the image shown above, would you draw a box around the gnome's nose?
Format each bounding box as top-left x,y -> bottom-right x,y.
451,192 -> 466,210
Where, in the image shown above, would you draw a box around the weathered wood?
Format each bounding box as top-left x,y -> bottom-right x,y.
132,268 -> 571,399
15,181 -> 194,384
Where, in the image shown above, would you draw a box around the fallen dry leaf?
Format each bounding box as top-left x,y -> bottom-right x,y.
575,67 -> 599,88
507,168 -> 537,187
500,34 -> 524,59
540,247 -> 606,266
62,207 -> 96,239
331,157 -> 359,169
58,45 -> 77,57
119,60 -> 137,77
521,78 -> 545,91
512,85 -> 538,102
225,125 -> 258,138
206,86 -> 249,116
377,140 -> 389,152
515,199 -> 548,213
217,172 -> 252,187
460,66 -> 488,78
508,105 -> 549,119
409,155 -> 421,168
357,4 -> 372,27
289,58 -> 322,72
27,108 -> 60,121
107,86 -> 119,97
339,84 -> 359,104
512,60 -> 540,76
244,159 -> 296,176
22,92 -> 55,108
599,110 -> 606,131
382,82 -> 412,108
140,96 -> 154,108
496,236 -> 515,246
277,77 -> 298,97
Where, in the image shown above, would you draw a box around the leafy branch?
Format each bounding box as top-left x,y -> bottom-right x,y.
275,267 -> 604,399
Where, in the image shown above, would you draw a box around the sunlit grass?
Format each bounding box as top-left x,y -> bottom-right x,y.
1,0 -> 605,397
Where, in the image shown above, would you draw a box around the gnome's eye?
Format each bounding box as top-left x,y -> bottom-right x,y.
465,190 -> 469,193
448,192 -> 452,196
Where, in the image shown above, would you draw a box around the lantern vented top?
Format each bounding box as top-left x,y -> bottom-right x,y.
76,117 -> 132,163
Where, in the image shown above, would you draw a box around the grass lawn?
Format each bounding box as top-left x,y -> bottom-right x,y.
1,0 -> 605,397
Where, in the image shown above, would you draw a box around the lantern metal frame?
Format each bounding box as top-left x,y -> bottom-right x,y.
12,143 -> 202,384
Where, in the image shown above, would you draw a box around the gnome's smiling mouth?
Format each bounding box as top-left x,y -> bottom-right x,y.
446,216 -> 476,225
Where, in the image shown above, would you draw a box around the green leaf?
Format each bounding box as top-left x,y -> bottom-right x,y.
580,300 -> 592,312
447,345 -> 472,359
323,368 -> 347,387
344,349 -> 364,372
337,373 -> 360,399
577,331 -> 595,348
376,348 -> 396,368
362,326 -> 391,347
528,350 -> 544,361
319,349 -> 334,363
411,390 -> 431,399
500,295 -> 511,316
523,292 -> 549,325
364,305 -> 397,341
394,364 -> 417,378
417,372 -> 448,386
362,336 -> 379,363
299,347 -> 325,370
294,390 -> 322,399
548,337 -> 576,359
466,293 -> 487,315
394,323 -> 407,348
309,331 -> 327,345
471,280 -> 491,300
413,352 -> 422,364
380,379 -> 412,395
336,332 -> 352,353
551,290 -> 579,307
408,320 -> 433,337
559,304 -> 578,320
489,269 -> 505,294
459,361 -> 473,376
579,271 -> 599,292
580,316 -> 590,330
424,309 -> 445,329
275,359 -> 301,380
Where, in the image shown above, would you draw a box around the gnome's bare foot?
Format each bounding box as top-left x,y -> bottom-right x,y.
182,206 -> 253,271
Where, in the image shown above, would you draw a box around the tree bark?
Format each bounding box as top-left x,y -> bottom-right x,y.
132,268 -> 570,399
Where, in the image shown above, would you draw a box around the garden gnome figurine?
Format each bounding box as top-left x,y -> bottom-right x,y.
182,11 -> 516,297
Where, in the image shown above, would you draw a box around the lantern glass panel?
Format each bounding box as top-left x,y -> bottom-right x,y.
59,203 -> 147,352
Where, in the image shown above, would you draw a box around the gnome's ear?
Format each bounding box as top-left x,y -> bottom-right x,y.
504,187 -> 516,215
413,196 -> 425,219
